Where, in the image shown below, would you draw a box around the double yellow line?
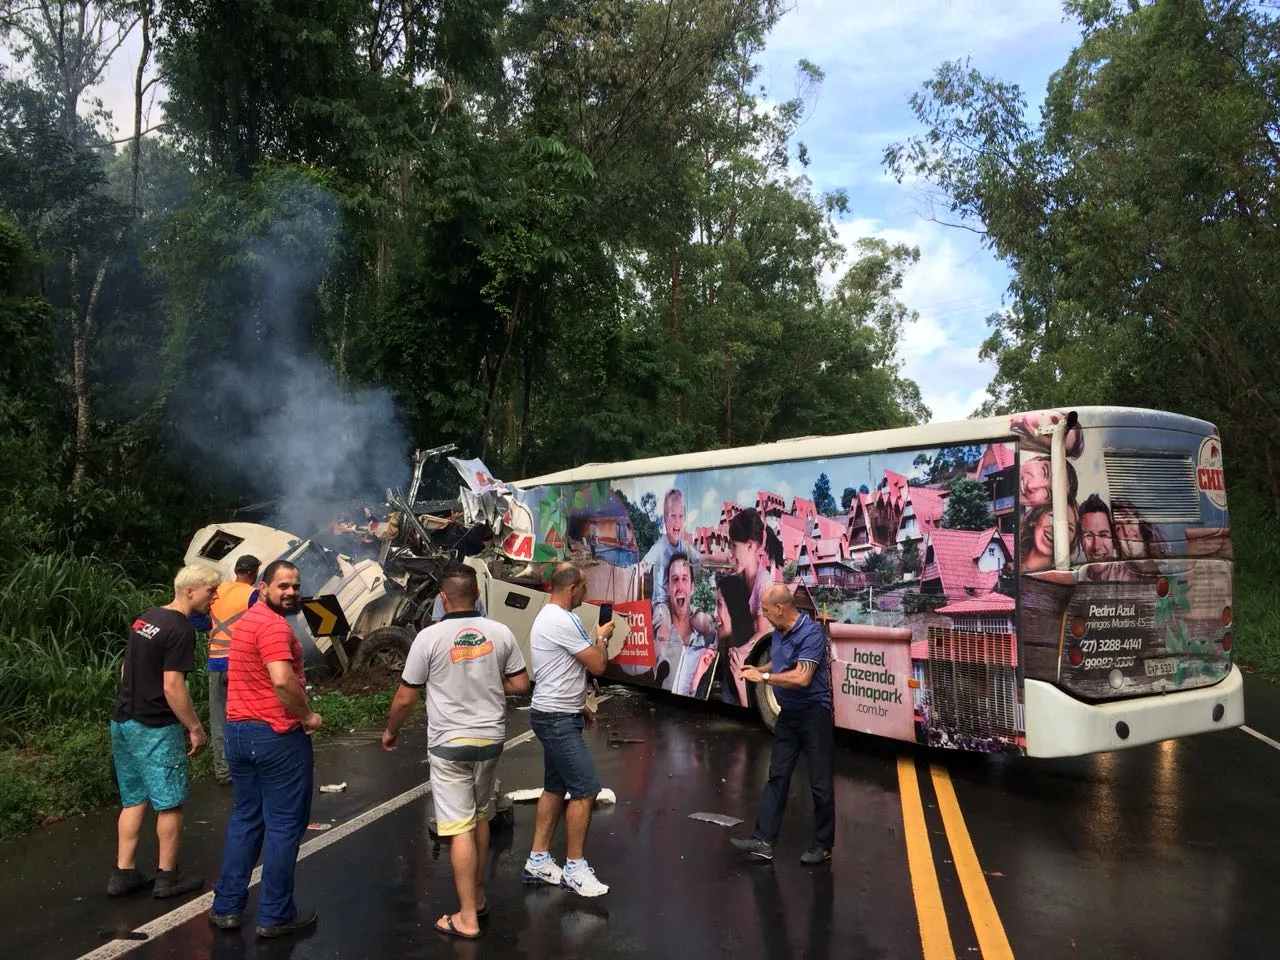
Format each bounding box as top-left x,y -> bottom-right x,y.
896,756 -> 1015,960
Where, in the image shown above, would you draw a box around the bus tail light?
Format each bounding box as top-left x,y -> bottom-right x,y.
1070,616 -> 1086,638
1222,632 -> 1233,652
1221,606 -> 1232,626
1157,577 -> 1170,597
1068,646 -> 1084,667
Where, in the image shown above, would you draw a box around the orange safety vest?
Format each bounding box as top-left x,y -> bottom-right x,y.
208,581 -> 256,661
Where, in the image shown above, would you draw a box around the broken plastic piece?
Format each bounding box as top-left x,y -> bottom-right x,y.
505,788 -> 544,803
688,811 -> 743,828
306,822 -> 333,831
318,782 -> 347,793
607,731 -> 645,746
505,786 -> 617,805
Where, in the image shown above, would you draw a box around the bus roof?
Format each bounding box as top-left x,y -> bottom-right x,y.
514,406 -> 1215,487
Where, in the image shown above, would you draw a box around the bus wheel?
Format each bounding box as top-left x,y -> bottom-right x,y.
351,626 -> 414,675
753,679 -> 781,734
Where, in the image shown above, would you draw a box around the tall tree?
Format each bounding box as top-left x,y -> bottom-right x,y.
941,476 -> 994,531
886,0 -> 1280,515
812,472 -> 837,517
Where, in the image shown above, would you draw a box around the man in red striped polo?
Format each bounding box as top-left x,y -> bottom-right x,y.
209,561 -> 323,939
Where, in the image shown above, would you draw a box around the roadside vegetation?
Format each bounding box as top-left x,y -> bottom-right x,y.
3,1 -> 1280,839
0,553 -> 398,840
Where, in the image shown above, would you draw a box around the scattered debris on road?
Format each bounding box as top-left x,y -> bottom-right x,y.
319,782 -> 348,793
688,811 -> 743,828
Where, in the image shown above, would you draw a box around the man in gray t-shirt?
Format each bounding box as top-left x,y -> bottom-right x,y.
382,567 -> 529,938
522,563 -> 614,898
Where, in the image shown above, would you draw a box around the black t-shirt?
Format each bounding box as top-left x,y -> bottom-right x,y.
111,607 -> 197,727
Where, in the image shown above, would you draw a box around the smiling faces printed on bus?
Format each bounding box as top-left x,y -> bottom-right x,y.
655,552 -> 696,691
1019,456 -> 1079,508
1110,498 -> 1165,562
712,572 -> 756,707
1020,502 -> 1079,572
1078,494 -> 1118,562
727,508 -> 781,619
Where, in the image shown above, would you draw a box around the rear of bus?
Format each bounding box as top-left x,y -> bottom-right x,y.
1016,408 -> 1244,757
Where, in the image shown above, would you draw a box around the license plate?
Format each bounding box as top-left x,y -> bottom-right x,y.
1144,657 -> 1178,677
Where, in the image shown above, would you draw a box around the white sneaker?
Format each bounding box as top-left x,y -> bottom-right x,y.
521,857 -> 563,886
560,862 -> 609,898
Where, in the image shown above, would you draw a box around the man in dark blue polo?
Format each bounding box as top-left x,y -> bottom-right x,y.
730,584 -> 834,864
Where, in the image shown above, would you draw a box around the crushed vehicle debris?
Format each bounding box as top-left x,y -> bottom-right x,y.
186,444 -> 628,677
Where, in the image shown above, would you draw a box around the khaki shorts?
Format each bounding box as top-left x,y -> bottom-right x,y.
428,742 -> 502,837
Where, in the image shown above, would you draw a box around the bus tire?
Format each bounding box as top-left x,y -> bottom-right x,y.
351,626 -> 414,675
753,678 -> 781,734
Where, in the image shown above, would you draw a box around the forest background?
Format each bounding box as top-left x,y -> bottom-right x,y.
0,0 -> 1276,836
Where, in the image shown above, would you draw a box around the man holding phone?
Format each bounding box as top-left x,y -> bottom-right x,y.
521,563 -> 614,897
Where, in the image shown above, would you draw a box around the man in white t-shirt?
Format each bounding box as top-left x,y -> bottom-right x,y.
521,563 -> 614,898
382,567 -> 529,939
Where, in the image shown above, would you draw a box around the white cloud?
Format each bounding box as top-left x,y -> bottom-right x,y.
759,3 -> 1078,425
832,215 -> 1007,423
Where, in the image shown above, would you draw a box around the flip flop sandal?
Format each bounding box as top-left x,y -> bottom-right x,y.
435,915 -> 481,940
477,902 -> 490,919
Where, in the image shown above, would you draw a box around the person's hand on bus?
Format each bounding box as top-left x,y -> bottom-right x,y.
739,665 -> 763,684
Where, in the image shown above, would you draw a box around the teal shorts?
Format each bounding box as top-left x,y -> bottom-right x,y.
110,719 -> 189,811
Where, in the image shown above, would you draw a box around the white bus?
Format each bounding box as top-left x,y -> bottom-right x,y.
499,406 -> 1242,757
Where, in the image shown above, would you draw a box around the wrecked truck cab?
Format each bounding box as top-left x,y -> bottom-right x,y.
185,521 -> 402,675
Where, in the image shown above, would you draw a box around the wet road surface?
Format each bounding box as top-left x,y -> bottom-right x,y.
4,676 -> 1279,959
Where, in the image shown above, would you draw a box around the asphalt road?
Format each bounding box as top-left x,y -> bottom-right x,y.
3,675 -> 1279,960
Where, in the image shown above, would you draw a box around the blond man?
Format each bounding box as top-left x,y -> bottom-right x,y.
108,563 -> 218,899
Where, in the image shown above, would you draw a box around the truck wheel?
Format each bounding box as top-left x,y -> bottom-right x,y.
753,678 -> 781,734
351,626 -> 415,674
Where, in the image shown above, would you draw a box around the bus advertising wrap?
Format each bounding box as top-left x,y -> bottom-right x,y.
530,438 -> 1026,753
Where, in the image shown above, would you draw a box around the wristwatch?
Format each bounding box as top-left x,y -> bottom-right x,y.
761,672 -> 771,684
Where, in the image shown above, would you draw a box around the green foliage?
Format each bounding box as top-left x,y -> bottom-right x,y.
31,722 -> 118,812
811,473 -> 838,517
901,538 -> 921,576
0,758 -> 42,839
887,0 -> 1280,515
1229,484 -> 1280,677
619,491 -> 661,560
902,590 -> 946,616
942,477 -> 995,532
860,548 -> 902,589
914,445 -> 985,485
308,686 -> 397,734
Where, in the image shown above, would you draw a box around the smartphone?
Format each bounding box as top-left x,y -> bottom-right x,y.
598,602 -> 613,627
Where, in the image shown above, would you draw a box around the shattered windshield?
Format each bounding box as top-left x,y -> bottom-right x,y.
289,542 -> 341,593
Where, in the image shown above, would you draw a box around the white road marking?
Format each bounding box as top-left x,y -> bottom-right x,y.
72,697 -> 614,960
1241,724 -> 1280,752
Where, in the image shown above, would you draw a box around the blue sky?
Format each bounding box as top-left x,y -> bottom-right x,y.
72,1 -> 1083,424
757,1 -> 1082,421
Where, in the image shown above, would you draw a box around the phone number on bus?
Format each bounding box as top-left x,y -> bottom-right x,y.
1079,637 -> 1144,654
1079,655 -> 1138,671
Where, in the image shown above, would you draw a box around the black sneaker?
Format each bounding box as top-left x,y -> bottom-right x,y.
106,868 -> 153,896
208,909 -> 242,930
800,846 -> 832,865
152,868 -> 204,899
256,908 -> 318,939
729,836 -> 775,861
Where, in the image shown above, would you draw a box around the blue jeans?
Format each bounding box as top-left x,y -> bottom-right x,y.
753,702 -> 835,849
212,721 -> 313,926
530,710 -> 601,798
